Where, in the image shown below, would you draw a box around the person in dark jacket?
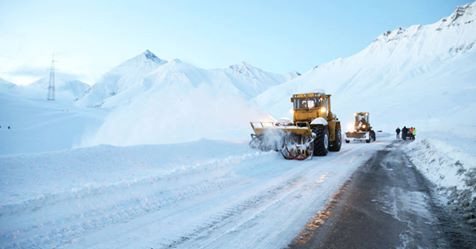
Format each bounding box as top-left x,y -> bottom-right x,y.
395,127 -> 401,139
401,126 -> 408,140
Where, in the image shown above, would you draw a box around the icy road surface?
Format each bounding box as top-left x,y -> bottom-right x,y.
0,138 -> 390,249
289,142 -> 476,249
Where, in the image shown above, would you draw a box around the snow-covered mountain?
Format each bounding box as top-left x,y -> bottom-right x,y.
28,73 -> 90,100
77,50 -> 167,107
255,2 -> 476,137
221,62 -> 286,98
78,50 -> 286,108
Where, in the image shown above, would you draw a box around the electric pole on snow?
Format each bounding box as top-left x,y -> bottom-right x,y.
47,56 -> 55,101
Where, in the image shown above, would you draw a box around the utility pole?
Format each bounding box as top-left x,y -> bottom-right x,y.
47,56 -> 55,101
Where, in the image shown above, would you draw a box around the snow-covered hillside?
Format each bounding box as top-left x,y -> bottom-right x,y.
255,2 -> 476,135
222,62 -> 286,98
29,73 -> 90,101
0,92 -> 105,155
77,50 -> 167,108
78,50 -> 285,108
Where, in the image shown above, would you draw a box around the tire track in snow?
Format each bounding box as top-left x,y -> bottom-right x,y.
159,143 -> 381,249
161,175 -> 305,249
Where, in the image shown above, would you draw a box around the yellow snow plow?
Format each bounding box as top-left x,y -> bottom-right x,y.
345,112 -> 376,143
250,92 -> 342,160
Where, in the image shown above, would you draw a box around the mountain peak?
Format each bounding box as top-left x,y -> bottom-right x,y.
142,49 -> 164,64
373,1 -> 476,45
445,1 -> 475,25
229,61 -> 260,74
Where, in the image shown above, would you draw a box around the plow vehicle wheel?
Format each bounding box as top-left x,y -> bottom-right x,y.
312,125 -> 329,156
328,122 -> 342,152
370,130 -> 376,142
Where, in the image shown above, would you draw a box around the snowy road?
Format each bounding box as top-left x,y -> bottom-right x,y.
0,138 -> 390,249
289,142 -> 476,249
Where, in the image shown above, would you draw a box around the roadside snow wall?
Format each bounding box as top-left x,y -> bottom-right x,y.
405,138 -> 476,229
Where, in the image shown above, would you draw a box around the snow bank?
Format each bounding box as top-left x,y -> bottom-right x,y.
0,139 -> 253,205
405,137 -> 476,226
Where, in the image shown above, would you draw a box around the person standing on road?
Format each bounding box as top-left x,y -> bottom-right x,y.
395,127 -> 401,139
402,126 -> 408,140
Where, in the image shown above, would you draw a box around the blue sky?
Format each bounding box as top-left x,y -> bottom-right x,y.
0,0 -> 470,84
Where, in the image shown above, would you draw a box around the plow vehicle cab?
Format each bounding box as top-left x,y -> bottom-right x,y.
250,92 -> 342,160
345,112 -> 376,143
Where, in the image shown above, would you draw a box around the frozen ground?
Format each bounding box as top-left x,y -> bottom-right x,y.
0,137 -> 391,249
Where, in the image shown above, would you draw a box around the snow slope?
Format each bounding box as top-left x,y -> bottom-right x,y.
0,138 -> 390,249
78,51 -> 285,109
255,2 -> 476,135
222,62 -> 286,99
77,50 -> 167,108
0,92 -> 105,155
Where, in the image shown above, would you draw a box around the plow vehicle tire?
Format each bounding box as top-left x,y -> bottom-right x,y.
312,125 -> 329,156
328,122 -> 342,152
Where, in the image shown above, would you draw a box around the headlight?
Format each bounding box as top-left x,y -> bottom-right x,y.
319,107 -> 327,113
362,124 -> 366,128
289,109 -> 294,115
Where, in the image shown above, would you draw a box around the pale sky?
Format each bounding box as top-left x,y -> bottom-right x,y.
0,0 -> 469,85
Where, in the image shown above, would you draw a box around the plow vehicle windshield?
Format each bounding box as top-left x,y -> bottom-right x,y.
293,97 -> 321,109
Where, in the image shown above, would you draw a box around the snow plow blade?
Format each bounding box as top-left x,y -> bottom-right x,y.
345,130 -> 375,143
345,131 -> 368,139
249,122 -> 315,160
